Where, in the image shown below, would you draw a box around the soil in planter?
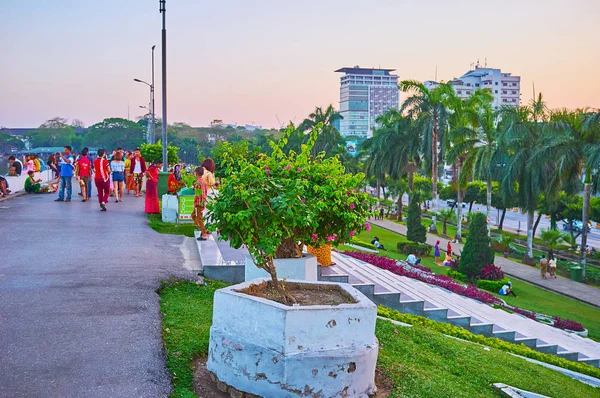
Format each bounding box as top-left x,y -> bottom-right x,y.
238,281 -> 357,306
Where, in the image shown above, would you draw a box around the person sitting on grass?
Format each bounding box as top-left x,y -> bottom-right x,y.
499,281 -> 517,297
370,236 -> 386,251
443,252 -> 453,267
407,253 -> 421,265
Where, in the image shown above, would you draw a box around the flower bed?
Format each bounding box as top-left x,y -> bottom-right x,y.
342,251 -> 584,332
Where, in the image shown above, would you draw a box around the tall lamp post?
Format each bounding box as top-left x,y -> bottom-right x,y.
159,0 -> 167,171
133,78 -> 154,143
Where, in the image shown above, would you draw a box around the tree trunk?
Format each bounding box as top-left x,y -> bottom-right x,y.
469,201 -> 474,213
430,113 -> 438,233
443,221 -> 447,236
581,179 -> 591,279
376,179 -> 381,199
532,212 -> 542,238
526,209 -> 534,259
397,195 -> 403,221
455,161 -> 463,242
408,161 -> 415,192
486,180 -> 492,237
265,257 -> 297,305
550,213 -> 557,230
499,208 -> 506,231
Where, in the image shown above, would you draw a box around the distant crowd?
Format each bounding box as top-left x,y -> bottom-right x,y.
2,146 -> 218,240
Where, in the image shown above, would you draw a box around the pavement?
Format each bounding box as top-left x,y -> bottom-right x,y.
370,218 -> 600,309
0,188 -> 198,397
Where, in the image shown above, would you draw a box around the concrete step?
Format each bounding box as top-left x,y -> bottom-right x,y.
446,315 -> 472,329
514,337 -> 539,349
579,358 -> 600,368
535,344 -> 559,355
492,330 -> 517,343
557,351 -> 580,362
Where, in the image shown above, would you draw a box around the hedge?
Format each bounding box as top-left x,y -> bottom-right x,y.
377,306 -> 600,379
447,270 -> 468,283
476,278 -> 510,293
349,237 -> 377,251
397,241 -> 431,257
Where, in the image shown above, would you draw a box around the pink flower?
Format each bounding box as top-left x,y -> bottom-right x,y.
297,168 -> 302,172
301,199 -> 306,203
307,176 -> 311,179
349,203 -> 355,209
365,222 -> 371,231
326,235 -> 336,242
311,233 -> 318,242
264,167 -> 270,171
349,230 -> 355,237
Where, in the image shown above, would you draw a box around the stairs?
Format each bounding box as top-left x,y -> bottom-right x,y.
319,252 -> 600,368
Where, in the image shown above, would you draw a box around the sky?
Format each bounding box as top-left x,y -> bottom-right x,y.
1,0 -> 599,129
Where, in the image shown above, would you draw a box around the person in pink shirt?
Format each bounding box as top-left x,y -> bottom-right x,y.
23,155 -> 35,173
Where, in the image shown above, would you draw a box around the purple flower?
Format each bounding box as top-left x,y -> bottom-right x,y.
308,176 -> 311,179
301,199 -> 306,203
297,168 -> 302,172
264,167 -> 270,171
349,203 -> 355,210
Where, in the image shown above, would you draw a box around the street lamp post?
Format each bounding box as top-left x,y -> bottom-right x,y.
133,78 -> 154,144
151,45 -> 156,145
159,0 -> 168,171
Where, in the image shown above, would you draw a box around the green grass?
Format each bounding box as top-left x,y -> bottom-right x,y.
159,280 -> 597,398
353,224 -> 600,341
147,214 -> 197,238
159,278 -> 229,397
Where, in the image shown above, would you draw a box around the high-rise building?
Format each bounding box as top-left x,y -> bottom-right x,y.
425,65 -> 521,108
335,66 -> 399,139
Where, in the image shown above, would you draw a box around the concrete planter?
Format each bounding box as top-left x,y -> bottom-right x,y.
207,279 -> 378,397
245,254 -> 318,282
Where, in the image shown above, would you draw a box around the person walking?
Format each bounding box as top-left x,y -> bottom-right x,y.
93,149 -> 111,212
191,166 -> 209,241
129,148 -> 146,197
55,146 -> 74,202
144,160 -> 162,214
540,255 -> 549,279
110,152 -> 126,203
124,151 -> 134,195
75,148 -> 92,202
548,256 -> 557,279
447,241 -> 453,256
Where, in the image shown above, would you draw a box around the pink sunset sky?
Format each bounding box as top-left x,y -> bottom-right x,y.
1,0 -> 598,129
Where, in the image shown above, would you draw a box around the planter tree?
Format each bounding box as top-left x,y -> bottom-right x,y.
458,212 -> 495,280
207,124 -> 374,304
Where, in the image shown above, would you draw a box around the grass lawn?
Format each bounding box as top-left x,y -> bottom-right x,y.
352,224 -> 600,341
147,214 -> 197,238
160,280 -> 597,398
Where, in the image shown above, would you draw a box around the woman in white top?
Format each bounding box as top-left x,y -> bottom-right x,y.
110,152 -> 126,202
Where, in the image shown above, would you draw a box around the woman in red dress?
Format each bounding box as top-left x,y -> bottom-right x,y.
145,160 -> 162,214
167,164 -> 185,194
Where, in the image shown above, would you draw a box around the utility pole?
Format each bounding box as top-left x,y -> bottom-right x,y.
160,0 -> 168,171
151,45 -> 156,144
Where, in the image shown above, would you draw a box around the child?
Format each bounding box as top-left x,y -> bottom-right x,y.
24,170 -> 50,193
191,166 -> 209,241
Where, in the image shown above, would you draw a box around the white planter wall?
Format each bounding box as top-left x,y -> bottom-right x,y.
207,279 -> 378,397
245,254 -> 318,282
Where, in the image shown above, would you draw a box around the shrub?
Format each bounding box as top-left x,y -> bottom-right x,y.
377,306 -> 600,379
447,270 -> 468,283
141,141 -> 179,165
479,264 -> 505,281
458,213 -> 494,279
397,241 -> 431,257
350,237 -> 377,251
406,192 -> 427,243
476,278 -> 508,293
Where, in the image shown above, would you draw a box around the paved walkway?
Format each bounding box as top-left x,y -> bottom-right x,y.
370,219 -> 600,309
0,191 -> 197,397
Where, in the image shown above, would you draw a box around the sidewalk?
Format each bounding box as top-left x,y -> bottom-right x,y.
370,218 -> 600,309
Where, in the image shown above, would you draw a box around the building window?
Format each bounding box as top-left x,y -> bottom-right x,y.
466,83 -> 471,87
502,91 -> 507,94
457,90 -> 462,94
466,91 -> 471,95
495,82 -> 498,85
495,90 -> 498,94
511,90 -> 516,94
475,83 -> 480,87
503,83 -> 507,86
512,99 -> 516,103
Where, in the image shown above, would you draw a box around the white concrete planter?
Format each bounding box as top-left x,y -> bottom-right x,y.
161,194 -> 178,223
244,254 -> 318,282
566,328 -> 588,337
207,279 -> 378,397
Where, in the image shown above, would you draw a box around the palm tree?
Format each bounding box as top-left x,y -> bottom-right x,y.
438,208 -> 457,236
540,228 -> 567,259
400,81 -> 456,233
298,105 -> 344,157
446,89 -> 494,241
583,110 -> 600,277
497,104 -> 548,261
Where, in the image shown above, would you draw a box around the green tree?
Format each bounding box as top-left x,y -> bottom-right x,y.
406,192 -> 427,243
388,178 -> 409,221
298,105 -> 344,157
0,133 -> 25,151
463,181 -> 486,213
85,118 -> 145,149
438,208 -> 456,236
27,117 -> 76,148
458,213 -> 494,280
140,141 -> 179,165
540,228 -> 567,259
400,80 -> 457,233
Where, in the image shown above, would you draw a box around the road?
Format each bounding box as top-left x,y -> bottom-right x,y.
0,192 -> 197,397
386,193 -> 600,249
